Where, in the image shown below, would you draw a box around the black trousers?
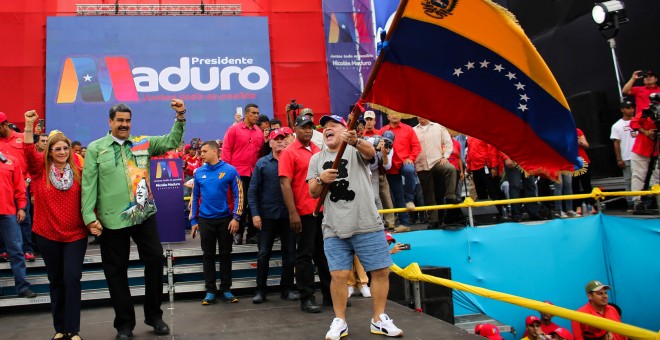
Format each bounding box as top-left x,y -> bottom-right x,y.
296,214 -> 331,303
238,176 -> 258,239
100,216 -> 164,331
199,217 -> 233,293
36,234 -> 87,334
472,168 -> 504,215
256,217 -> 296,293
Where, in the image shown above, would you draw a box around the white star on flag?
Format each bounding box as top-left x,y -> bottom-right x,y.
465,61 -> 475,70
493,64 -> 504,72
518,103 -> 528,111
479,60 -> 490,68
341,24 -> 346,29
520,94 -> 530,101
505,72 -> 517,80
453,68 -> 463,77
83,74 -> 92,82
515,82 -> 526,90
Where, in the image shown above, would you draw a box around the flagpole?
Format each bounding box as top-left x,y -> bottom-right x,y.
313,0 -> 409,216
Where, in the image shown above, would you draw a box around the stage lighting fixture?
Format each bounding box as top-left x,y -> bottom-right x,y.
592,1 -> 628,31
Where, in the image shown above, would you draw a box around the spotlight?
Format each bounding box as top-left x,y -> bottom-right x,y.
592,1 -> 629,31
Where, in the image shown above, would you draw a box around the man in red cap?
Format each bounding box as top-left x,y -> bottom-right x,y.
478,324 -> 504,340
572,280 -> 627,340
550,328 -> 574,340
248,128 -> 299,304
0,111 -> 35,262
522,315 -> 549,340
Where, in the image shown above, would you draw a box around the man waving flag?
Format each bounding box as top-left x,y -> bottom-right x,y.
363,0 -> 580,179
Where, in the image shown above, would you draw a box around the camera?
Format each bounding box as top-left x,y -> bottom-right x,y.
641,93 -> 660,120
288,99 -> 303,111
0,151 -> 7,163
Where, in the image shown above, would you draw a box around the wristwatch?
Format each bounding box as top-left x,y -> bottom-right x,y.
315,176 -> 323,185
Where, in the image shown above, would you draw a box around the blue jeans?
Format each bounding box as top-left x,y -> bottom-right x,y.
386,163 -> 417,225
0,187 -> 33,254
553,174 -> 573,212
0,215 -> 30,294
505,167 -> 539,217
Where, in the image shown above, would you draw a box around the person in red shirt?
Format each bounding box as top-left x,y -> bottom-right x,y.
361,111 -> 380,137
0,111 -> 36,261
572,280 -> 627,340
222,103 -> 265,245
279,114 -> 331,313
23,110 -> 90,340
467,137 -> 505,220
0,140 -> 35,300
380,111 -> 421,228
622,70 -> 660,212
573,128 -> 595,216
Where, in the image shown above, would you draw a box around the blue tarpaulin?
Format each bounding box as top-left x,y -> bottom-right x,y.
390,214 -> 660,336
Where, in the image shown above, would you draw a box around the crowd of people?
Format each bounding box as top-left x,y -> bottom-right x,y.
474,280 -> 626,340
0,68 -> 655,340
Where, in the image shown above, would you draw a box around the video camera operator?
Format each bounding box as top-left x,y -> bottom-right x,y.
622,70 -> 660,213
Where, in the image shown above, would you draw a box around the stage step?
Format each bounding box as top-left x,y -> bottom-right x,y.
0,240 -> 283,309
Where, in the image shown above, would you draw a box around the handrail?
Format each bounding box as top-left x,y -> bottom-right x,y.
390,263 -> 660,340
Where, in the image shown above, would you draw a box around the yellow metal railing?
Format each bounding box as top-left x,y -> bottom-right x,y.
377,185 -> 660,214
391,263 -> 660,340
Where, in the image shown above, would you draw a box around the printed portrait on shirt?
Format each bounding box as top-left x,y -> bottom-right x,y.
121,175 -> 156,224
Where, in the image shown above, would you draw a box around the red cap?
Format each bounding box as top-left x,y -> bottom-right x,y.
526,315 -> 541,325
184,144 -> 191,150
474,324 -> 484,335
479,324 -> 504,340
281,127 -> 294,135
385,231 -> 395,244
544,300 -> 554,305
550,328 -> 573,340
268,128 -> 287,140
0,112 -> 7,123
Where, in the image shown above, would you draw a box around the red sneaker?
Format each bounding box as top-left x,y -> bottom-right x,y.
0,252 -> 8,262
25,252 -> 36,262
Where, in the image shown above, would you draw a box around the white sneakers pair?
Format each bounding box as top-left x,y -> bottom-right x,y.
325,314 -> 403,340
347,285 -> 371,298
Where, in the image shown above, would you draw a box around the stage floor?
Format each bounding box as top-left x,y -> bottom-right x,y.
2,295 -> 479,340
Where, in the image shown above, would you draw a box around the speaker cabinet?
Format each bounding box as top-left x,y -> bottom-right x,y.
421,297 -> 455,324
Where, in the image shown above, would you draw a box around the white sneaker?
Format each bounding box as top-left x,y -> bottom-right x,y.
348,286 -> 354,297
370,313 -> 403,337
360,285 -> 371,298
325,318 -> 348,340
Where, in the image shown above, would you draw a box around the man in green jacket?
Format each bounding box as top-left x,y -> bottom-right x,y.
82,99 -> 186,340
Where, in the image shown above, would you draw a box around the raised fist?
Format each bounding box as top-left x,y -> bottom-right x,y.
24,110 -> 38,123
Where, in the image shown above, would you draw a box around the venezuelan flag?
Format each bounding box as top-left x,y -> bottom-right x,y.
363,0 -> 580,178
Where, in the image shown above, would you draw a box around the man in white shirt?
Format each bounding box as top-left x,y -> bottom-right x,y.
610,100 -> 637,206
413,117 -> 457,229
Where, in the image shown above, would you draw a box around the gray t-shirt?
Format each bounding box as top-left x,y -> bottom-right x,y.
307,145 -> 384,239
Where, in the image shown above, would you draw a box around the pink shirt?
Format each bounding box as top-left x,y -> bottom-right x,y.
222,121 -> 265,177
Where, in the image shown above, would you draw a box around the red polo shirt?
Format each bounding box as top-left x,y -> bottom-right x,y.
0,130 -> 28,178
0,153 -> 26,215
380,122 -> 421,174
278,138 -> 320,216
222,121 -> 265,177
628,85 -> 660,116
571,303 -> 627,340
362,128 -> 380,137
